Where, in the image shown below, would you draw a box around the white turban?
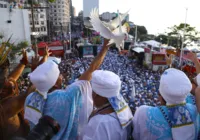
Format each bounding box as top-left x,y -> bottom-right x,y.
29,60 -> 60,99
91,70 -> 121,98
159,68 -> 192,104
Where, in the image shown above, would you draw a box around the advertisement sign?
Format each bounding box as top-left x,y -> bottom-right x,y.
83,46 -> 94,56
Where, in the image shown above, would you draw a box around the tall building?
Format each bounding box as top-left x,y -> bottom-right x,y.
101,12 -> 129,22
28,3 -> 48,37
83,0 -> 99,18
72,6 -> 76,17
49,0 -> 70,33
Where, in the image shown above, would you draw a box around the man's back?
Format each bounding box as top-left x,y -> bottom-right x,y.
82,112 -> 127,140
132,104 -> 199,140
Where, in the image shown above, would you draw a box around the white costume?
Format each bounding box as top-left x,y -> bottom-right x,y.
82,70 -> 133,140
24,60 -> 93,140
132,68 -> 199,140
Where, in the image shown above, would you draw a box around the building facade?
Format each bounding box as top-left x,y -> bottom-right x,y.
83,0 -> 99,18
28,3 -> 48,37
101,11 -> 129,22
49,0 -> 71,33
0,8 -> 31,44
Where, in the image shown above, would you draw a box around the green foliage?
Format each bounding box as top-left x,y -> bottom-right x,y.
166,23 -> 200,48
9,41 -> 29,60
48,0 -> 56,3
129,25 -> 148,41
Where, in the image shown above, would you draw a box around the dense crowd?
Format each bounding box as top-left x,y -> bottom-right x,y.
18,47 -> 161,114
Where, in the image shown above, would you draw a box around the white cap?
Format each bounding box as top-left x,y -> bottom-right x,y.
91,70 -> 121,98
29,61 -> 60,99
159,68 -> 192,104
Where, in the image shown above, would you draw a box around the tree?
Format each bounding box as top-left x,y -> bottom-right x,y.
167,23 -> 200,48
129,25 -> 148,41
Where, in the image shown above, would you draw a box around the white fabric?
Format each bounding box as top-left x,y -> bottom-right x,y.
24,106 -> 42,125
29,61 -> 60,99
68,80 -> 93,139
159,68 -> 192,104
91,70 -> 121,98
196,73 -> 200,86
132,105 -> 197,140
82,113 -> 127,140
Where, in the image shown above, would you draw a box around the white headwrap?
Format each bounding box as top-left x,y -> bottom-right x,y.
91,70 -> 133,129
29,60 -> 60,99
91,70 -> 121,98
159,68 -> 192,105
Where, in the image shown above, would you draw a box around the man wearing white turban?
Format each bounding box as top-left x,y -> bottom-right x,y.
132,68 -> 200,140
81,70 -> 133,140
24,40 -> 111,140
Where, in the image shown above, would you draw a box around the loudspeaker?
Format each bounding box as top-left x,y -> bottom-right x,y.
7,20 -> 11,23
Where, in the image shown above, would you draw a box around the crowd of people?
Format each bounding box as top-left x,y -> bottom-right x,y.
1,39 -> 200,140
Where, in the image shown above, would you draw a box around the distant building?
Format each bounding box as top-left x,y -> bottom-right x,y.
0,8 -> 31,44
49,0 -> 71,32
101,12 -> 129,22
83,0 -> 99,18
28,3 -> 48,37
72,6 -> 76,16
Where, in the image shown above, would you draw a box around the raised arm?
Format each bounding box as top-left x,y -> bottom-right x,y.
188,52 -> 200,74
38,47 -> 51,65
1,84 -> 35,119
31,47 -> 51,71
79,39 -> 109,81
8,50 -> 28,81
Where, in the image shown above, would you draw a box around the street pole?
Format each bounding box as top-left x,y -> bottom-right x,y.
69,16 -> 71,51
134,25 -> 137,44
179,8 -> 188,67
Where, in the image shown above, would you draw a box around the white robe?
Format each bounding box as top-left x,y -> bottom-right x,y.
81,112 -> 128,140
132,105 -> 199,140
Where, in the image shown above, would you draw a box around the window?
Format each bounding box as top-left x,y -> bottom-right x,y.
54,6 -> 56,8
41,21 -> 44,25
4,4 -> 7,8
41,9 -> 43,12
44,27 -> 46,31
41,27 -> 43,31
40,14 -> 44,18
37,21 -> 39,25
0,4 -> 3,8
30,22 -> 32,25
54,10 -> 56,12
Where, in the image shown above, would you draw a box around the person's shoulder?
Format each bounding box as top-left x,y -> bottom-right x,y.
135,105 -> 160,117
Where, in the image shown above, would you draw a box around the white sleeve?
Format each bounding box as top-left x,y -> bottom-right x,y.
67,80 -> 94,138
82,117 -> 108,140
132,105 -> 148,140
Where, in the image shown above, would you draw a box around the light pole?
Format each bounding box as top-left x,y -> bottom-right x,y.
179,8 -> 188,67
69,16 -> 72,51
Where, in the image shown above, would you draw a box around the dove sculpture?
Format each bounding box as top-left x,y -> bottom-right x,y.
102,9 -> 130,31
90,8 -> 127,51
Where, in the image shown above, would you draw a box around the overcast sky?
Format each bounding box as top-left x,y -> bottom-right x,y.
72,0 -> 200,34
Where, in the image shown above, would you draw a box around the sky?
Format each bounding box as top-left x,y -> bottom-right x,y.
72,0 -> 200,35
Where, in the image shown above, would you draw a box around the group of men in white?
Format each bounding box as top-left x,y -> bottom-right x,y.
23,38 -> 200,140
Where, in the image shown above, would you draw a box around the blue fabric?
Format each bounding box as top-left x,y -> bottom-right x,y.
145,103 -> 199,140
25,84 -> 83,140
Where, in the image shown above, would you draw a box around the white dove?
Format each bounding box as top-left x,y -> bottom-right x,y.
90,8 -> 127,51
103,9 -> 130,31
